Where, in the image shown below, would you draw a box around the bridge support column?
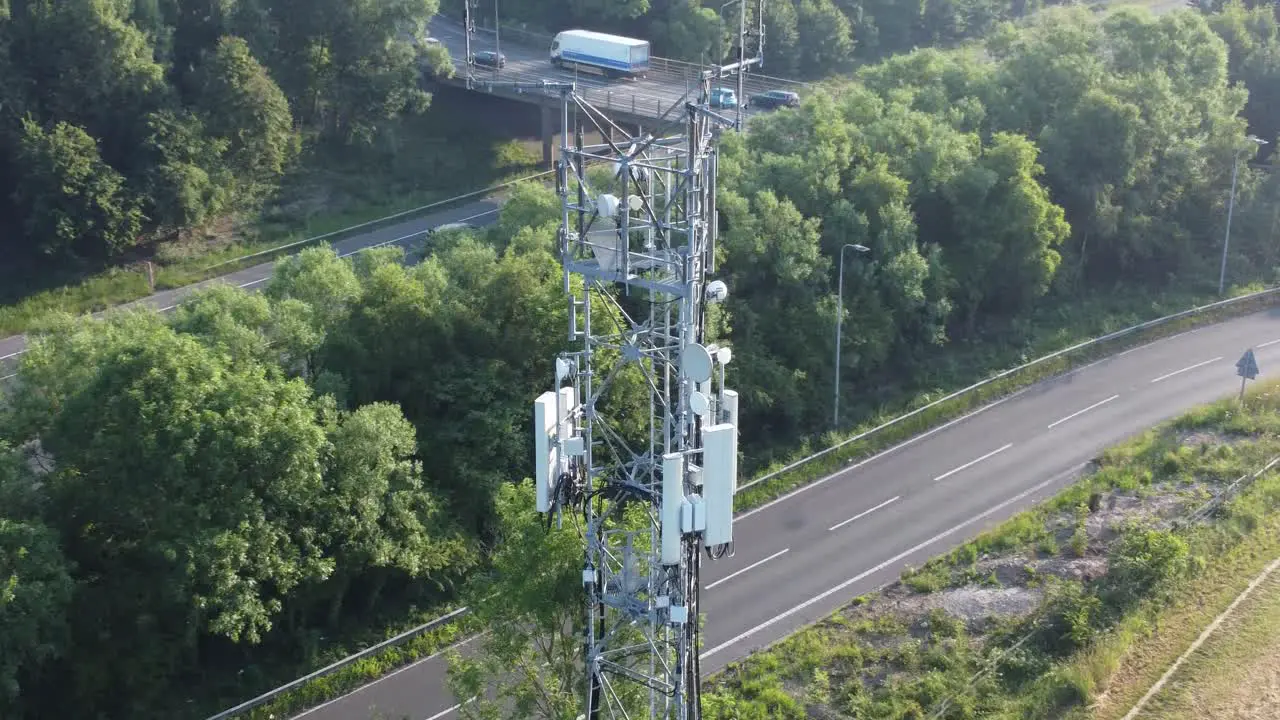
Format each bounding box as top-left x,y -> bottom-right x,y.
541,104 -> 555,168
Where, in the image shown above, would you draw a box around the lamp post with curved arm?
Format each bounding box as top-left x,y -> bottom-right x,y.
1220,135 -> 1268,296
834,243 -> 870,427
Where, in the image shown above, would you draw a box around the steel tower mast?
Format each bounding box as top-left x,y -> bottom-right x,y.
531,5 -> 766,719
534,83 -> 735,720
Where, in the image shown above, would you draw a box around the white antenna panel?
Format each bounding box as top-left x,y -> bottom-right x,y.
661,453 -> 685,565
533,391 -> 558,512
702,423 -> 738,547
722,389 -> 739,428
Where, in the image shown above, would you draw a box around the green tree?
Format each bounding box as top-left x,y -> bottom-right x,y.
11,118 -> 144,259
6,0 -> 170,177
718,189 -> 835,438
942,131 -> 1069,328
0,516 -> 72,716
8,312 -> 334,713
0,445 -> 72,718
312,400 -> 475,624
196,34 -> 298,189
253,0 -> 439,144
323,234 -> 572,535
795,0 -> 856,77
447,481 -> 586,720
138,107 -> 232,228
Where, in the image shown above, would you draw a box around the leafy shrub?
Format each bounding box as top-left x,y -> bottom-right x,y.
1103,524 -> 1190,610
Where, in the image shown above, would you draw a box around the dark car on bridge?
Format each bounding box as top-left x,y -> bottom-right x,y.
749,89 -> 800,110
473,50 -> 506,69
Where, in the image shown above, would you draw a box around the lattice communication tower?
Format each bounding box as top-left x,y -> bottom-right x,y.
531,5 -> 766,718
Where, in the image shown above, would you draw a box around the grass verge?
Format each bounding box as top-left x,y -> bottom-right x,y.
1098,564 -> 1280,719
702,379 -> 1280,719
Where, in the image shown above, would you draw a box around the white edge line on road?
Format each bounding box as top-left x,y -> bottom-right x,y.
828,496 -> 901,533
1120,555 -> 1280,720
1258,338 -> 1280,348
424,697 -> 476,720
1047,394 -> 1121,430
0,373 -> 15,382
0,350 -> 22,360
290,633 -> 486,719
735,392 -> 1023,522
1150,356 -> 1223,384
705,548 -> 790,591
1116,328 -> 1199,357
699,463 -> 1088,661
933,443 -> 1014,483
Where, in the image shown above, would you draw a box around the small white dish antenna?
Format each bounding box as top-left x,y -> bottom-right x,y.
716,347 -> 733,365
596,193 -> 621,217
690,391 -> 711,417
627,195 -> 644,212
681,343 -> 714,383
706,280 -> 729,303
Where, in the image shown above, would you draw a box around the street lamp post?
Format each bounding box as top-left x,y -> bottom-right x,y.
1220,135 -> 1268,296
834,243 -> 870,427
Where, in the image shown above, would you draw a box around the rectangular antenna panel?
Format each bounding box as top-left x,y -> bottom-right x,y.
533,391 -> 557,512
661,453 -> 685,565
702,423 -> 738,547
722,389 -> 739,427
557,386 -> 576,439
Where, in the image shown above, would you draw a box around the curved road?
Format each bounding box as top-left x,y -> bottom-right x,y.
295,306 -> 1280,720
0,197 -> 504,381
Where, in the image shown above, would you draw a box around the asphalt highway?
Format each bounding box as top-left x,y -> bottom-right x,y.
295,307 -> 1280,720
0,197 -> 503,381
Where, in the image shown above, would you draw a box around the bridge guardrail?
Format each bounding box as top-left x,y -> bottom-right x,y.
466,19 -> 812,91
204,608 -> 471,720
206,283 -> 1280,720
460,71 -> 692,122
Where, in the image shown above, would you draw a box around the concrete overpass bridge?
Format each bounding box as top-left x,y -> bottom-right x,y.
424,16 -> 811,162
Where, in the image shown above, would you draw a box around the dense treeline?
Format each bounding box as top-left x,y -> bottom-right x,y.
0,0 -> 445,270
719,3 -> 1279,439
481,0 -> 1072,76
0,223 -> 576,716
4,3 -> 1280,718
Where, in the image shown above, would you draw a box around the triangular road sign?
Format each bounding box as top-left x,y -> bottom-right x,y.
1237,348 -> 1260,380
